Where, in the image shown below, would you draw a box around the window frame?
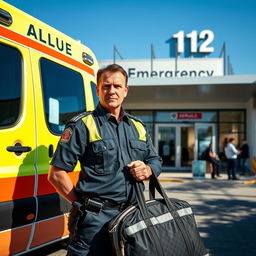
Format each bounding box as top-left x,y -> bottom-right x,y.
0,41 -> 23,129
39,57 -> 87,135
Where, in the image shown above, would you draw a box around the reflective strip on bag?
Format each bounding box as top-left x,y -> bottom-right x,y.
125,220 -> 147,236
177,207 -> 193,217
150,212 -> 173,225
125,207 -> 193,236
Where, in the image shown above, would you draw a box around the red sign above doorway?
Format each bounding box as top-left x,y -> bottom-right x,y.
170,112 -> 202,120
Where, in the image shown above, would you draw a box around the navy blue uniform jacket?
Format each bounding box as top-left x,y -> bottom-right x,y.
51,104 -> 162,203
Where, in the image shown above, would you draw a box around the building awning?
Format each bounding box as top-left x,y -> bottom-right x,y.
125,75 -> 256,106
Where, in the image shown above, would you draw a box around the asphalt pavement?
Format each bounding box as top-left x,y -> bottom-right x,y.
158,170 -> 256,256
25,170 -> 256,256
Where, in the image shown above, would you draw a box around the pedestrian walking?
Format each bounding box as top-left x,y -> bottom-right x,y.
224,138 -> 240,180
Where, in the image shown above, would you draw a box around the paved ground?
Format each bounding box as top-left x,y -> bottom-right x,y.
158,171 -> 256,256
25,170 -> 256,256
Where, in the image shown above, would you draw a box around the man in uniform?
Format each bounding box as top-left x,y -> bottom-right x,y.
48,64 -> 162,256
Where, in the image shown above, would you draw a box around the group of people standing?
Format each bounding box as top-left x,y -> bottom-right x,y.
203,138 -> 251,180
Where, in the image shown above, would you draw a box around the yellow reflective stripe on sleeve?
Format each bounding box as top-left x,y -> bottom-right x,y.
82,114 -> 102,142
130,118 -> 146,141
82,114 -> 146,143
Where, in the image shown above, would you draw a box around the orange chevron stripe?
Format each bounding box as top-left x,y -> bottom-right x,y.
0,171 -> 80,202
37,171 -> 80,196
0,175 -> 35,202
0,25 -> 94,76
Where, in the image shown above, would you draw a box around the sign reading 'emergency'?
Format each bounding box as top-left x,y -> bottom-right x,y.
100,58 -> 223,78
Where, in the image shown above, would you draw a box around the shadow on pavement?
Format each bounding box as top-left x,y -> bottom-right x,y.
24,240 -> 68,256
164,181 -> 256,256
194,199 -> 256,256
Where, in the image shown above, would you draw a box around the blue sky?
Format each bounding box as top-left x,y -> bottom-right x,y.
4,0 -> 256,74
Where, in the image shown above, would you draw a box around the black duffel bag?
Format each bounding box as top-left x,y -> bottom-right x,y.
108,172 -> 208,256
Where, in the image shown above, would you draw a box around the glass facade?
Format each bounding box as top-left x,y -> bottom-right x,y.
128,109 -> 246,168
218,111 -> 246,156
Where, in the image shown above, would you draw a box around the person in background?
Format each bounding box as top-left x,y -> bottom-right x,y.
203,143 -> 221,179
222,137 -> 228,152
240,139 -> 251,176
224,138 -> 240,180
48,64 -> 162,256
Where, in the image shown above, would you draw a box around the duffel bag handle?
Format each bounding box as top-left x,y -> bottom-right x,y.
149,171 -> 170,200
149,171 -> 176,212
135,182 -> 151,219
135,173 -> 194,256
134,170 -> 176,219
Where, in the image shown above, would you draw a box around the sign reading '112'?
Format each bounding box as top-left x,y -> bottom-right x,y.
172,30 -> 214,54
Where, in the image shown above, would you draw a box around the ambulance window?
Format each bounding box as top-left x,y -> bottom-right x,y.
0,43 -> 21,127
40,58 -> 86,134
90,81 -> 99,107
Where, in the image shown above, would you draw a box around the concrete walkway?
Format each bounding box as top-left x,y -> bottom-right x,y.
157,171 -> 256,256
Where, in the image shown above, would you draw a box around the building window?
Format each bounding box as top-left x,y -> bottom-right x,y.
40,58 -> 86,134
218,110 -> 246,153
0,43 -> 22,127
219,123 -> 245,133
219,111 -> 245,122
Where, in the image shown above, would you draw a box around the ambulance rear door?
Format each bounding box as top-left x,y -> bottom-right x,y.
0,38 -> 37,255
28,48 -> 94,248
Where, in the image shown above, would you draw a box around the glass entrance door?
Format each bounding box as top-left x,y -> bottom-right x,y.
155,123 -> 216,169
155,124 -> 194,169
180,126 -> 195,167
195,123 -> 216,160
155,125 -> 176,167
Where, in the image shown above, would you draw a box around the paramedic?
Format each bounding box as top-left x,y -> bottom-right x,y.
48,64 -> 162,256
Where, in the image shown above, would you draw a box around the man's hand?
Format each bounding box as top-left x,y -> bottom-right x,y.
127,160 -> 152,181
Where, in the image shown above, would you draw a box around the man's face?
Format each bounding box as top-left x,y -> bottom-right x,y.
96,71 -> 128,113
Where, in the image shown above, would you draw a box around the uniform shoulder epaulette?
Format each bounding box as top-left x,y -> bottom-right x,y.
127,114 -> 146,126
68,111 -> 93,123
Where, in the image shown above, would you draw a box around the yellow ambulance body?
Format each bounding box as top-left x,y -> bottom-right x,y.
0,1 -> 99,255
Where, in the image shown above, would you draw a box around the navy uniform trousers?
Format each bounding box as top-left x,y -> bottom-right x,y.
67,209 -> 119,256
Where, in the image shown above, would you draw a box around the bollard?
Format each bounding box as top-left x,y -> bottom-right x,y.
192,160 -> 206,179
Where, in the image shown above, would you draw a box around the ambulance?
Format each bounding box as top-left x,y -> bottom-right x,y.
0,1 -> 99,255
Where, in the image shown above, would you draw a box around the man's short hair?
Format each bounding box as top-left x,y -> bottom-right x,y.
97,64 -> 128,86
229,138 -> 235,143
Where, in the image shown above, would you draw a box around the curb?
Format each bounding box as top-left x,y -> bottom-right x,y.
243,180 -> 256,185
158,178 -> 185,183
